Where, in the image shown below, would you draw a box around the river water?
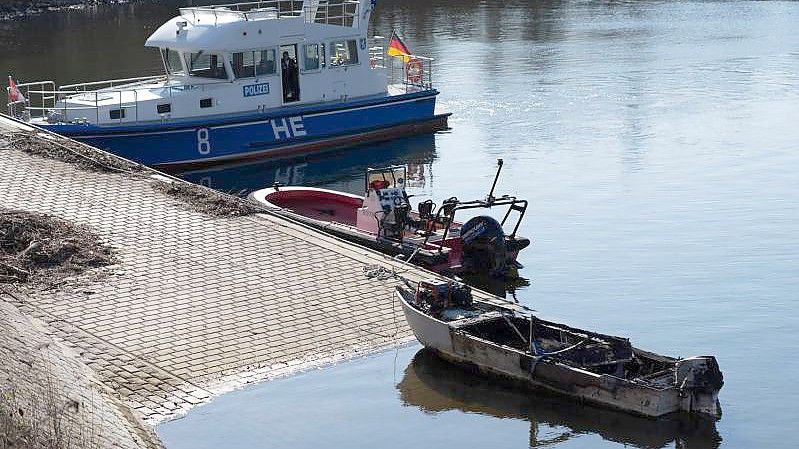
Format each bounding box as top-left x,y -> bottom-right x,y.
3,0 -> 798,448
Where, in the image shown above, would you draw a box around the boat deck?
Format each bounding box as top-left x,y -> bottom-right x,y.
0,114 -> 522,426
269,189 -> 362,226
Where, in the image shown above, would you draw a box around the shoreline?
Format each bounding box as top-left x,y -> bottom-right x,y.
0,0 -> 131,20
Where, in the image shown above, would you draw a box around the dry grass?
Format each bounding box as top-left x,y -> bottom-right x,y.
0,362 -> 101,449
1,132 -> 142,174
0,209 -> 116,285
152,181 -> 261,217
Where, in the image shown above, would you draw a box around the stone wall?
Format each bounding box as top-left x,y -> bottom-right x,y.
0,296 -> 163,449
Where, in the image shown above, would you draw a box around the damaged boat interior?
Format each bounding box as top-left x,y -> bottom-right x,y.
454,315 -> 676,382
398,284 -> 677,385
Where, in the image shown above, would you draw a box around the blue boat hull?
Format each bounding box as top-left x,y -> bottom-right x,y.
39,90 -> 445,169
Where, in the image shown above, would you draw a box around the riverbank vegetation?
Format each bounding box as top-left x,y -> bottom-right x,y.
0,0 -> 130,20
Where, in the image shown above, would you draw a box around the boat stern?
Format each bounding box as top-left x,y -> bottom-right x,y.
676,356 -> 724,417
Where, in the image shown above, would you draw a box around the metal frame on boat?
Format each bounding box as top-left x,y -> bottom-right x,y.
418,159 -> 528,256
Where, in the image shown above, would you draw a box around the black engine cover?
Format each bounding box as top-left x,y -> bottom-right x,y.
460,216 -> 508,277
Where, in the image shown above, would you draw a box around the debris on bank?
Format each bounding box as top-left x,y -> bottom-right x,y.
2,130 -> 260,218
1,131 -> 143,173
152,181 -> 261,217
0,209 -> 116,285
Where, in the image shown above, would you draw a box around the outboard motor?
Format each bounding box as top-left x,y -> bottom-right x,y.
676,356 -> 724,417
460,216 -> 508,277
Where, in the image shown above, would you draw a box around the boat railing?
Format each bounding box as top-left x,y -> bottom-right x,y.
7,80 -> 56,120
397,55 -> 434,91
179,0 -> 360,27
369,45 -> 435,91
6,76 -> 228,125
368,46 -> 385,69
59,75 -> 166,92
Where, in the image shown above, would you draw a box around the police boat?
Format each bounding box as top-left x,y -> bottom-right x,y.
248,159 -> 531,278
6,1 -> 448,169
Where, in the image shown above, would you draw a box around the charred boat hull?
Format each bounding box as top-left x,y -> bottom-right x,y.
397,285 -> 723,418
398,348 -> 722,448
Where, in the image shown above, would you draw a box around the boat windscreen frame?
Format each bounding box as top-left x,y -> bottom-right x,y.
160,48 -> 187,79
365,165 -> 407,192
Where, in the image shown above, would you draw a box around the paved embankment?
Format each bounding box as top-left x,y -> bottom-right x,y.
0,300 -> 162,449
0,116 -> 522,442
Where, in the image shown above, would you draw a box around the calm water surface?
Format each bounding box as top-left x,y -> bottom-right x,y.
2,0 -> 798,448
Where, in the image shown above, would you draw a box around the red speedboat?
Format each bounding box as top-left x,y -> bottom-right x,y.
248,161 -> 530,278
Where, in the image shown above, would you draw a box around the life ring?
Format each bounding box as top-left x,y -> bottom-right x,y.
405,58 -> 423,83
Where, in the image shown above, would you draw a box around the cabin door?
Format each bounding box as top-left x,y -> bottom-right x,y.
279,44 -> 300,103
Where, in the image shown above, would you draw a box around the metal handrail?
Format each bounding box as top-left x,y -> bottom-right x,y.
7,77 -> 230,124
370,47 -> 435,91
178,0 -> 360,26
60,75 -> 165,91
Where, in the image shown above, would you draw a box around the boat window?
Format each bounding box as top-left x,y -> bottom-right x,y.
231,52 -> 256,79
303,44 -> 320,71
329,39 -> 359,66
109,109 -> 125,120
200,98 -> 213,108
255,49 -> 277,76
230,50 -> 276,78
157,103 -> 171,114
185,52 -> 228,79
161,48 -> 184,76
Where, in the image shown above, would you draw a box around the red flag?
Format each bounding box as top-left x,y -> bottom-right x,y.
8,76 -> 26,103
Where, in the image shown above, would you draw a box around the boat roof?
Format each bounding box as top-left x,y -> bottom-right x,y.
145,0 -> 368,52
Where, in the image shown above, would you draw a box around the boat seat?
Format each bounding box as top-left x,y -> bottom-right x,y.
418,199 -> 435,219
381,203 -> 411,240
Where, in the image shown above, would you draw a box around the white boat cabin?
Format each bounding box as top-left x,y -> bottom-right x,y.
14,0 -> 433,126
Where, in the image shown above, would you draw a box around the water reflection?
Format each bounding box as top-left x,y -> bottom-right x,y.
176,134 -> 438,195
398,348 -> 721,449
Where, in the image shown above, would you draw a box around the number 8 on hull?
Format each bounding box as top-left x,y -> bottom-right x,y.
6,0 -> 448,170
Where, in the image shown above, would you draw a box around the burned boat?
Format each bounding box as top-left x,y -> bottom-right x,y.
249,160 -> 530,278
397,280 -> 724,418
399,348 -> 721,448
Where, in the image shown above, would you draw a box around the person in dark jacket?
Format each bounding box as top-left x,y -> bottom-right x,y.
281,51 -> 299,101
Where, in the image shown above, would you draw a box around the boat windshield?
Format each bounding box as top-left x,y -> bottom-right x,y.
366,166 -> 407,191
185,51 -> 228,79
161,48 -> 184,76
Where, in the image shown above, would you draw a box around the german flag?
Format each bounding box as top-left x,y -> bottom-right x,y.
387,31 -> 412,63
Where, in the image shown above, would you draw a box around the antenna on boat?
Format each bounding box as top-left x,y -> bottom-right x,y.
486,158 -> 504,203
